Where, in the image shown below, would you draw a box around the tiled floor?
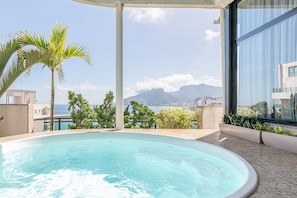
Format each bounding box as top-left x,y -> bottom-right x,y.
199,132 -> 297,198
1,129 -> 297,197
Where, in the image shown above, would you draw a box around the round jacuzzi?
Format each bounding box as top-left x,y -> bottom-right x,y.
0,132 -> 257,197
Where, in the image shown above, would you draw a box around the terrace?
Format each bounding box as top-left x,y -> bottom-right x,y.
1,0 -> 297,197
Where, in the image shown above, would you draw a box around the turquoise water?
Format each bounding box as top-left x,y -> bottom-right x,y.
0,133 -> 245,197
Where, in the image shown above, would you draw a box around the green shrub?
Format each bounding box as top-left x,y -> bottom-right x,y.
93,91 -> 116,128
68,91 -> 95,129
128,100 -> 155,128
155,107 -> 194,129
223,114 -> 271,131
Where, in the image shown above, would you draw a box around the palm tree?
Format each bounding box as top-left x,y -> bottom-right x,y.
18,23 -> 92,131
0,38 -> 52,97
0,36 -> 33,97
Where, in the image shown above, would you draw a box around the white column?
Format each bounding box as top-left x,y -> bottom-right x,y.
220,8 -> 227,115
116,3 -> 124,129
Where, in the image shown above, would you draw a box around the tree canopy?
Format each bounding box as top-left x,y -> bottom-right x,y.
18,23 -> 92,131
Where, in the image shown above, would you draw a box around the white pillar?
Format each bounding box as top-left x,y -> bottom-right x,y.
220,8 -> 227,115
116,3 -> 124,129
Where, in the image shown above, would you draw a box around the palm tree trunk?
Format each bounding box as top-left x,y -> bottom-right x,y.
50,68 -> 55,131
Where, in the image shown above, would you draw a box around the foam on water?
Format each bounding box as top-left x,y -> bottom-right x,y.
0,170 -> 152,198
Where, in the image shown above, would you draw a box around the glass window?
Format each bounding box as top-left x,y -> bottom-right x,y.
237,13 -> 297,122
288,66 -> 297,77
237,0 -> 297,37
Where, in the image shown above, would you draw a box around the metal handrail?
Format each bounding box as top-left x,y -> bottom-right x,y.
34,115 -> 198,131
34,114 -> 72,131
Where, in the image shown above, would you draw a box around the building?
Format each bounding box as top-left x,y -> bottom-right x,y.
5,89 -> 50,117
6,89 -> 36,104
272,61 -> 297,102
271,61 -> 297,120
196,96 -> 223,106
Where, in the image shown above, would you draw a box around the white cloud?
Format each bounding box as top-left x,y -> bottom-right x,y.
204,29 -> 220,41
51,82 -> 113,104
56,82 -> 101,93
124,87 -> 138,98
126,8 -> 168,23
198,75 -> 222,87
135,74 -> 197,92
131,74 -> 222,96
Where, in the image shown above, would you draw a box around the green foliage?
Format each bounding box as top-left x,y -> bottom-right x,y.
274,126 -> 295,136
191,110 -> 199,129
128,100 -> 155,128
196,108 -> 203,129
93,91 -> 116,128
124,105 -> 132,128
275,126 -> 283,134
251,101 -> 268,118
68,91 -> 95,129
237,107 -> 259,117
223,114 -> 297,136
18,23 -> 92,131
289,93 -> 297,121
223,114 -> 271,131
0,35 -> 45,97
67,91 -> 157,129
155,107 -> 193,129
237,102 -> 268,118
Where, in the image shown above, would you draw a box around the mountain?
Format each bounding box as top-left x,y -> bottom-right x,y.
170,84 -> 222,100
124,88 -> 179,106
124,84 -> 222,106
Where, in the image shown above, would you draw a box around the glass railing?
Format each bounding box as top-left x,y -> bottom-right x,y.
34,115 -> 73,131
34,115 -> 198,132
272,87 -> 297,93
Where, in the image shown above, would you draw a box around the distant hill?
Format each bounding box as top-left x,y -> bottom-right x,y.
170,84 -> 222,100
124,88 -> 179,106
124,84 -> 222,106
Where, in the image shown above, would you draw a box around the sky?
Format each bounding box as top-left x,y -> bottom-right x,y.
0,0 -> 222,104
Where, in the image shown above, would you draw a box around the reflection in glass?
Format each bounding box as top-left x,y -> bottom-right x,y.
237,0 -> 297,37
237,8 -> 297,122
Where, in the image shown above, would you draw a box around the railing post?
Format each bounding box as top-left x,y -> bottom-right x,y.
58,118 -> 61,130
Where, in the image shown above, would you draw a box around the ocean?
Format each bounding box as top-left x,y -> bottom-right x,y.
55,104 -> 71,115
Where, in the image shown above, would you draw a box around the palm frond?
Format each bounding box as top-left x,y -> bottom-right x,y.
0,49 -> 46,97
17,31 -> 49,51
63,44 -> 92,65
55,64 -> 65,81
50,23 -> 67,54
0,36 -> 22,76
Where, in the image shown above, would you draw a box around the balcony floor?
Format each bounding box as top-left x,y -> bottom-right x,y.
1,128 -> 297,197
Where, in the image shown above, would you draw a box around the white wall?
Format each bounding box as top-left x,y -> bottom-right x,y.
197,106 -> 223,129
0,104 -> 34,137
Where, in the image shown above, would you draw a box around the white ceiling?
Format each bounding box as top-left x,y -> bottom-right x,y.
73,0 -> 234,8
